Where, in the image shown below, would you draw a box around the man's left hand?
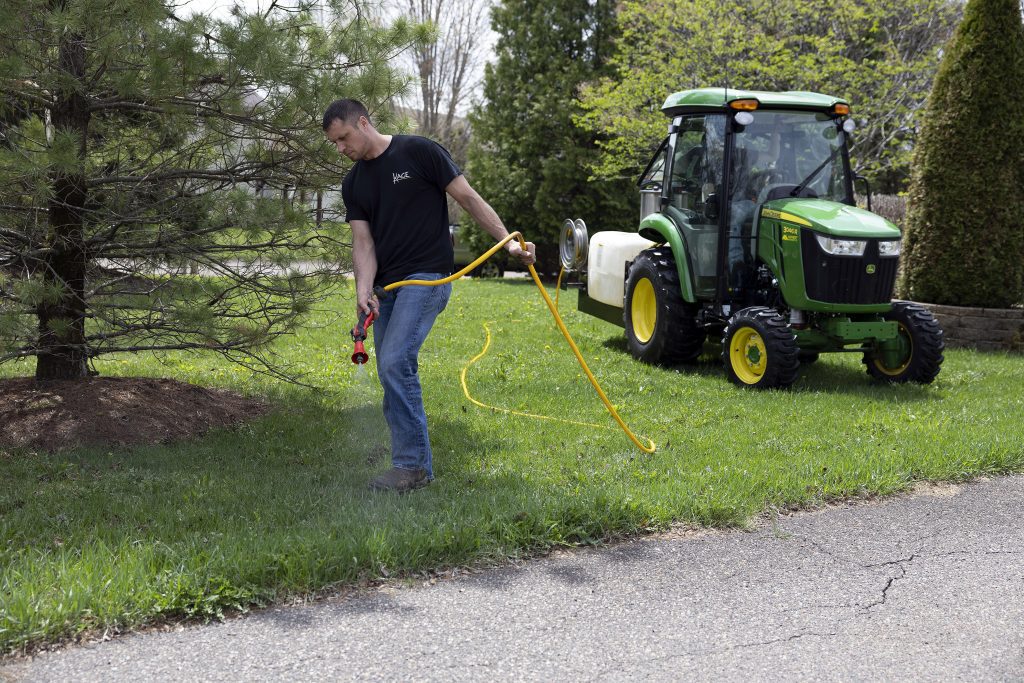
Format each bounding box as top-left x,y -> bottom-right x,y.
508,240 -> 537,267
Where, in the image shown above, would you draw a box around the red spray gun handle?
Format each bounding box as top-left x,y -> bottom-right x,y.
351,309 -> 376,364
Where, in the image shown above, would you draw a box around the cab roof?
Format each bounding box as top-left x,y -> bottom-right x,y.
661,88 -> 848,117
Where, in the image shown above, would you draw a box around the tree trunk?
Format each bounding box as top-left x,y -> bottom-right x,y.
35,31 -> 90,381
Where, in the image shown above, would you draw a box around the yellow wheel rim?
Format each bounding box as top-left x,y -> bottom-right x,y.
631,278 -> 657,343
873,321 -> 913,376
730,327 -> 767,384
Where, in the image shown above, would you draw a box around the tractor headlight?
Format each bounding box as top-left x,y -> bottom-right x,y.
878,239 -> 902,256
814,234 -> 867,256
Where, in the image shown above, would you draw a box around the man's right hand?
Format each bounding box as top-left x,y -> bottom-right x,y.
357,291 -> 379,317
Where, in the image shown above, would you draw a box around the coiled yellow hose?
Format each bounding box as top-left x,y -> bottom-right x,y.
384,231 -> 656,454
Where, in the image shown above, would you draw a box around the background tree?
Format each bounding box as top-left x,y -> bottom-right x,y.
0,0 -> 424,380
577,0 -> 962,194
394,0 -> 489,166
465,0 -> 635,273
900,0 -> 1024,307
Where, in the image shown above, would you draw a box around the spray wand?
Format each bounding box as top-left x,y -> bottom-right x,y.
351,309 -> 376,365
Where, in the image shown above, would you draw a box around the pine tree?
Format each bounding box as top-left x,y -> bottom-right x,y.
0,0 -> 423,380
901,0 -> 1024,307
465,0 -> 635,274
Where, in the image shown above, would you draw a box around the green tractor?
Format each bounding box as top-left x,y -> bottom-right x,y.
559,88 -> 944,389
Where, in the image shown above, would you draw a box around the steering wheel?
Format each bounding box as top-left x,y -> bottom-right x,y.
756,183 -> 792,207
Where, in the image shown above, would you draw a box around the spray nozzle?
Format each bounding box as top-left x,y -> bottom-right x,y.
351,309 -> 376,364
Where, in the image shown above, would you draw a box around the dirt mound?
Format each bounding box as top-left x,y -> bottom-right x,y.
0,377 -> 267,452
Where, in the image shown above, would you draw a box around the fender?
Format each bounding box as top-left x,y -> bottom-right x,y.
638,213 -> 696,303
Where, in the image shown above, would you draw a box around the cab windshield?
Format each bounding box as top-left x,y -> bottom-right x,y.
731,110 -> 851,205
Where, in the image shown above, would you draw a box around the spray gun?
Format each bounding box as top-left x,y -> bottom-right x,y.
350,287 -> 389,365
351,309 -> 376,365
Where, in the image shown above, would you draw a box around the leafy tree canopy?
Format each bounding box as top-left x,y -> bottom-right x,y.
0,0 -> 425,380
578,0 -> 962,194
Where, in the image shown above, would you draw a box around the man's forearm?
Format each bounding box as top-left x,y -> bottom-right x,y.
447,175 -> 534,265
351,224 -> 378,309
353,244 -> 377,297
461,192 -> 511,244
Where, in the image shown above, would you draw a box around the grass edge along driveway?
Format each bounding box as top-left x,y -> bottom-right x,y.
2,279 -> 1023,654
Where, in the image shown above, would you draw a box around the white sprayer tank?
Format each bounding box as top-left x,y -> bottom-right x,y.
587,231 -> 656,308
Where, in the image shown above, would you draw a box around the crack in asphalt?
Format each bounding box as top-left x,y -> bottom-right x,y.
862,554 -> 919,611
724,630 -> 842,652
864,553 -> 919,569
858,549 -> 1021,612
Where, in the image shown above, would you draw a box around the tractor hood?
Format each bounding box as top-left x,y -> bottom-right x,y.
761,199 -> 900,239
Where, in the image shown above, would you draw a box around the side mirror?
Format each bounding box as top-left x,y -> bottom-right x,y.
854,175 -> 872,212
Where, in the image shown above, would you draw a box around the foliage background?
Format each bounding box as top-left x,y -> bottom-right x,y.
464,0 -> 637,274
577,0 -> 962,195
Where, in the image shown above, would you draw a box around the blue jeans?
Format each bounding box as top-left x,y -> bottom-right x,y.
373,273 -> 451,479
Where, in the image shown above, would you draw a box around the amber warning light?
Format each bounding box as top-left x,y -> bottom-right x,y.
729,99 -> 759,111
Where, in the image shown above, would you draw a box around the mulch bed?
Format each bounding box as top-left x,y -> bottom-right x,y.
0,377 -> 267,452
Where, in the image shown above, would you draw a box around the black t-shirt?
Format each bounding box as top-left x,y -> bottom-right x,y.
342,135 -> 461,287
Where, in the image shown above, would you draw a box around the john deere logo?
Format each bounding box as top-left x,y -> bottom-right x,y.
866,264 -> 877,275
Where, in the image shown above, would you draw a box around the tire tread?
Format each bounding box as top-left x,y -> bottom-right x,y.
721,306 -> 800,389
624,248 -> 704,365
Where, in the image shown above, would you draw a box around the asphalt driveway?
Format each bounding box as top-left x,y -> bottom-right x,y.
4,475 -> 1023,681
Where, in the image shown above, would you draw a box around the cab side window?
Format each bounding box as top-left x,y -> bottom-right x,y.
639,140 -> 667,188
669,130 -> 704,212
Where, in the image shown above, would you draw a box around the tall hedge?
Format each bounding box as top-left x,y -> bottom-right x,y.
901,0 -> 1024,307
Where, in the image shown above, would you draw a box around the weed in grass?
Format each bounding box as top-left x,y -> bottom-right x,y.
2,280 -> 1024,654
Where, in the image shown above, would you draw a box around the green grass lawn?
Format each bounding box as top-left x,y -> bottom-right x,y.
2,278 -> 1023,654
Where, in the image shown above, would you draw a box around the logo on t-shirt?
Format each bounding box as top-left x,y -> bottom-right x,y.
392,171 -> 411,184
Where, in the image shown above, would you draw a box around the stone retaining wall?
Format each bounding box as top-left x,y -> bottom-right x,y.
917,302 -> 1024,352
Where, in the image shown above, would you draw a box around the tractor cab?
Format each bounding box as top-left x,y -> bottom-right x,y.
638,93 -> 856,308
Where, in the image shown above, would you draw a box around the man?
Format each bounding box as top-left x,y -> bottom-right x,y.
322,99 -> 536,493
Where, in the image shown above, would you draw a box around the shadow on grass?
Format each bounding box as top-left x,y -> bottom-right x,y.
597,335 -> 939,402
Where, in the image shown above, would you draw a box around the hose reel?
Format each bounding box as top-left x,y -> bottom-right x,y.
559,218 -> 589,271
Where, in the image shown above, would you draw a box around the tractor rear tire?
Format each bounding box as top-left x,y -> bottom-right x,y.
624,248 -> 704,365
722,307 -> 800,389
864,301 -> 944,383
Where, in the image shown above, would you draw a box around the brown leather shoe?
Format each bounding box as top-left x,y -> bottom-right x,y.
368,467 -> 429,493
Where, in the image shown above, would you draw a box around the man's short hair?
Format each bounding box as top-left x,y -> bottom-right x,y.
322,99 -> 371,130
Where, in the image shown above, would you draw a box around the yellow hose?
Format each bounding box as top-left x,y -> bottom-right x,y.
460,322 -> 638,434
384,231 -> 656,454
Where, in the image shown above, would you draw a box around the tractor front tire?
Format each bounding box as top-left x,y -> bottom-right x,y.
624,248 -> 704,365
722,307 -> 800,389
864,301 -> 944,383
